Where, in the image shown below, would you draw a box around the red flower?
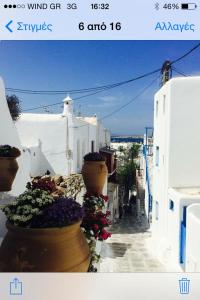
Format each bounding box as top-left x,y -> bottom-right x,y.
99,229 -> 112,240
93,224 -> 99,231
100,218 -> 108,226
103,195 -> 109,202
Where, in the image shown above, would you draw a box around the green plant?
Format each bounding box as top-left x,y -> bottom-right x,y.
118,145 -> 125,153
128,144 -> 140,162
117,161 -> 137,196
6,95 -> 21,122
0,145 -> 21,158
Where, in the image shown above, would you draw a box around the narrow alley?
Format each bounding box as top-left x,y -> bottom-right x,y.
99,209 -> 166,272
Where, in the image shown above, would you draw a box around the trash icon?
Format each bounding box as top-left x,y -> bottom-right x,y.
179,278 -> 190,295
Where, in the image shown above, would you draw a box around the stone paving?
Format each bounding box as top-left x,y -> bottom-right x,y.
99,209 -> 166,272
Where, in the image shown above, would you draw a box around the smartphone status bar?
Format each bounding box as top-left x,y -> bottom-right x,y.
0,0 -> 200,39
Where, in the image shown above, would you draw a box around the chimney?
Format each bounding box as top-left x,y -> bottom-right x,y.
62,95 -> 73,116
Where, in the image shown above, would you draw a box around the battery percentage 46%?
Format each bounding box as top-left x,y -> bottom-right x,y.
163,3 -> 180,9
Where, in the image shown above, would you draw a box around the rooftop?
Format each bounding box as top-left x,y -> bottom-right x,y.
170,187 -> 200,197
19,113 -> 63,122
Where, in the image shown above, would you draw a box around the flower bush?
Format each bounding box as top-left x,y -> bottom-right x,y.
31,197 -> 84,228
81,193 -> 111,272
27,174 -> 84,199
82,210 -> 111,241
2,189 -> 54,227
0,145 -> 21,158
26,177 -> 57,194
83,194 -> 108,213
2,184 -> 84,229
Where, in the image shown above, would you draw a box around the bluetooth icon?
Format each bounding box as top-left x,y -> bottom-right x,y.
155,2 -> 160,10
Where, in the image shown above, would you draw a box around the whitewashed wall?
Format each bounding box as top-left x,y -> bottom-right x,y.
73,117 -> 97,174
16,100 -> 110,178
186,203 -> 200,272
0,78 -> 30,195
0,78 -> 30,237
152,81 -> 169,240
168,78 -> 200,188
152,77 -> 200,271
16,114 -> 68,176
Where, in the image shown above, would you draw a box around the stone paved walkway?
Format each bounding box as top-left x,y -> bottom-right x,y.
99,210 -> 166,272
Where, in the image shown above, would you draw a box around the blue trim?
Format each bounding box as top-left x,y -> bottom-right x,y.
183,206 -> 187,226
143,145 -> 153,220
180,206 -> 187,264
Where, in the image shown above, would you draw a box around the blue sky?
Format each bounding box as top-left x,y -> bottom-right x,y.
0,40 -> 200,134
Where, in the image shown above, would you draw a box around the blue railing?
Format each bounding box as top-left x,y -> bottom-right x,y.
143,145 -> 153,220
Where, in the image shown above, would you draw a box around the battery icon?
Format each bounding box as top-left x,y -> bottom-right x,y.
181,3 -> 197,9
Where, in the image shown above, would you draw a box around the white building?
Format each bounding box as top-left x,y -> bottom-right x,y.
0,77 -> 111,238
16,96 -> 110,177
149,77 -> 200,271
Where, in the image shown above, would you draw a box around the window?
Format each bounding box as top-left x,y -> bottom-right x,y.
155,201 -> 159,220
156,100 -> 159,117
163,95 -> 166,114
155,146 -> 159,166
169,199 -> 174,211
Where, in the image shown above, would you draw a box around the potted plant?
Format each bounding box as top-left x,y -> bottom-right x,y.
0,145 -> 21,192
6,95 -> 21,122
81,152 -> 108,195
0,188 -> 90,272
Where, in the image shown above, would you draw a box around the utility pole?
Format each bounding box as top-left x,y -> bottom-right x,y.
161,60 -> 172,86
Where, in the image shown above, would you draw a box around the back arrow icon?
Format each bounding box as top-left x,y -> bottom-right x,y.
5,20 -> 13,32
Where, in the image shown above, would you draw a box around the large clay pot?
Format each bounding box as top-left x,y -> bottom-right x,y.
0,221 -> 90,272
0,157 -> 19,192
82,161 -> 108,194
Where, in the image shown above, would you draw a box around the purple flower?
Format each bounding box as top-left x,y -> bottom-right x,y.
31,197 -> 84,228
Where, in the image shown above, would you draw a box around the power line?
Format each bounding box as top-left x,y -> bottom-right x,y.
7,42 -> 200,96
12,42 -> 200,112
73,49 -> 195,129
22,70 -> 161,112
100,76 -> 159,121
172,66 -> 188,77
7,68 -> 160,96
72,75 -> 159,129
22,84 -> 130,112
100,41 -> 200,121
171,42 -> 200,65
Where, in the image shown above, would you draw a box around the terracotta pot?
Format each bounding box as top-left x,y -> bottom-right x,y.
0,221 -> 90,272
0,157 -> 19,192
82,161 -> 108,195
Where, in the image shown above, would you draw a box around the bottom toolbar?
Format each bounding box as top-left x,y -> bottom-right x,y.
0,273 -> 200,299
